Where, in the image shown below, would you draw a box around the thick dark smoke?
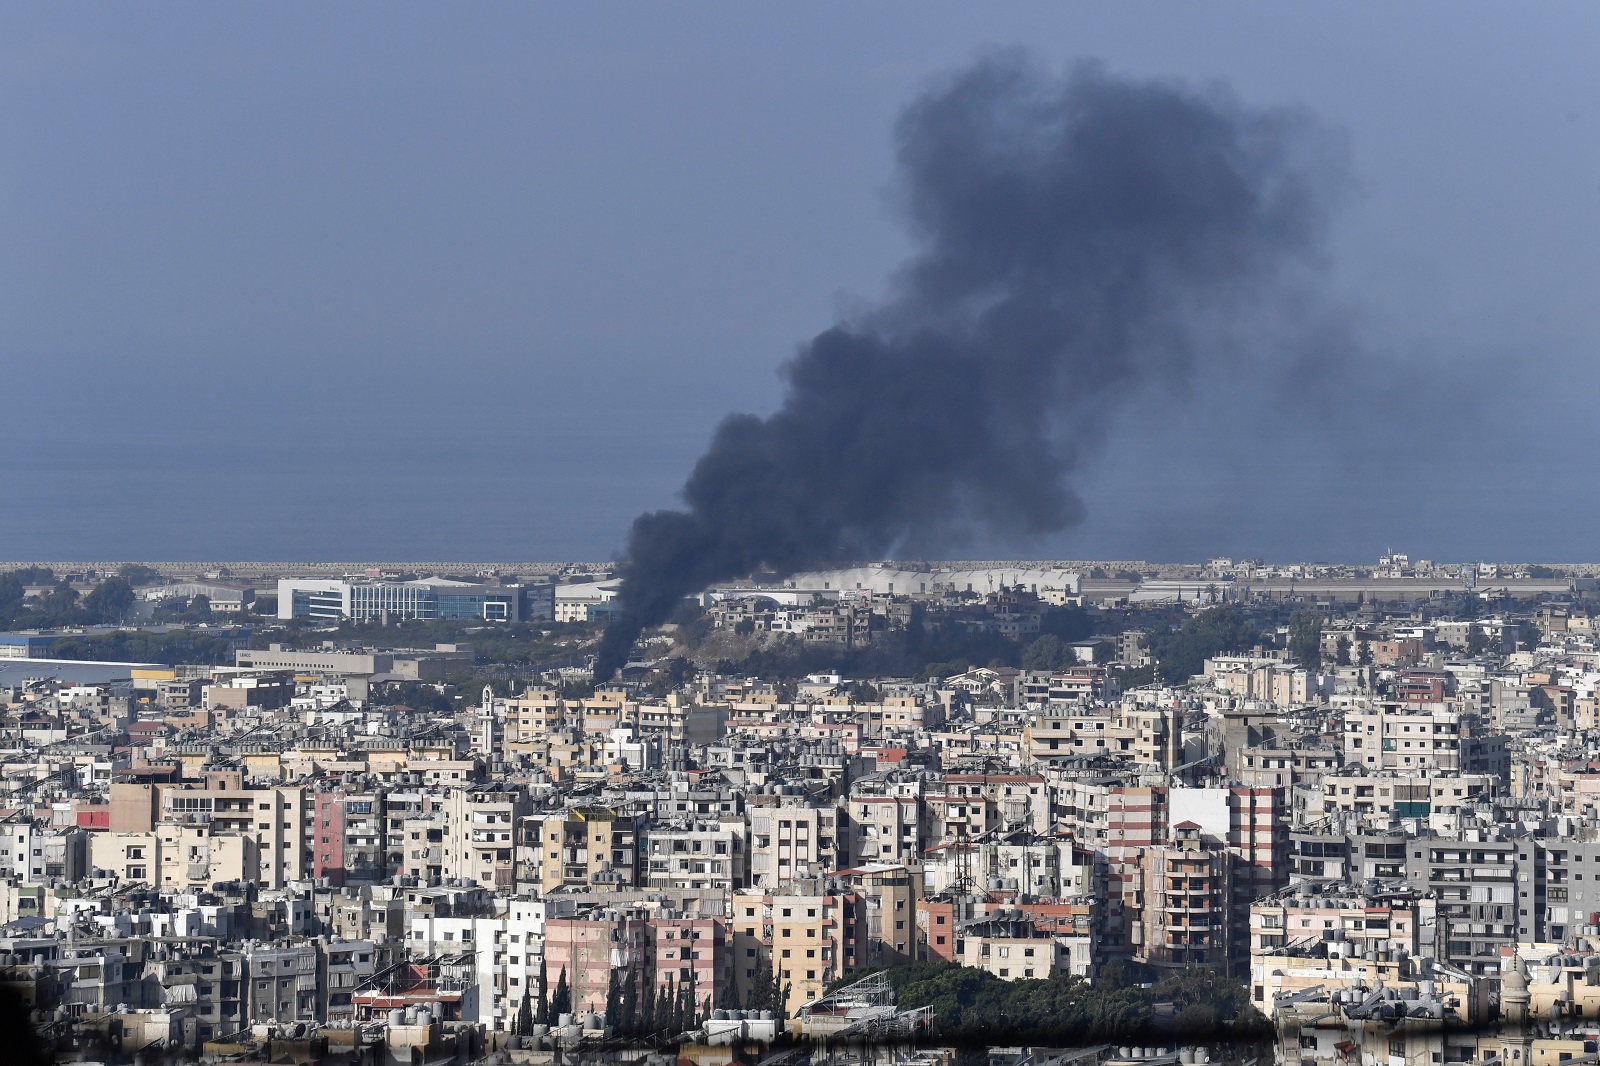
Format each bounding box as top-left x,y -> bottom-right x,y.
594,53 -> 1342,679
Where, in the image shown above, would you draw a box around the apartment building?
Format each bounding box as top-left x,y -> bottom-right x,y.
1343,704 -> 1465,772
731,885 -> 858,1016
952,910 -> 1080,980
1401,830 -> 1529,975
1023,705 -> 1179,769
442,786 -> 527,890
844,782 -> 925,866
1235,743 -> 1341,790
1015,666 -> 1119,708
924,773 -> 1050,841
1249,884 -> 1426,959
524,807 -> 641,892
644,820 -> 746,892
243,942 -> 320,1026
1315,771 -> 1497,820
748,800 -> 839,887
99,773 -> 306,888
543,909 -> 653,1018
834,862 -> 918,967
308,787 -> 387,885
1131,822 -> 1235,971
650,911 -> 729,1010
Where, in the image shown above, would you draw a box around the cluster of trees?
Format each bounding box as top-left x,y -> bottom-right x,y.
1286,611 -> 1322,667
46,629 -> 239,666
879,960 -> 1269,1046
696,604 -> 1105,684
1145,606 -> 1258,684
1017,606 -> 1098,672
612,966 -> 712,1042
0,570 -> 136,629
740,954 -> 790,1024
512,958 -> 763,1046
513,960 -> 560,1036
1288,610 -> 1529,668
152,594 -> 218,624
50,942 -> 1239,1055
275,617 -> 601,670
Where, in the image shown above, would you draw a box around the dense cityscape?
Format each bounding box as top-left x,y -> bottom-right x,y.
2,555 -> 1598,1065
7,6 -> 1595,1066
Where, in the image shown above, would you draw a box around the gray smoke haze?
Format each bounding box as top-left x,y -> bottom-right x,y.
595,52 -> 1346,678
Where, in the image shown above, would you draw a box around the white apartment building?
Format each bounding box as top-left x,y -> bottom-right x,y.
1344,704 -> 1463,772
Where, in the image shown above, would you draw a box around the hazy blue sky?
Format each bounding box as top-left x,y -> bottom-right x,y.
3,4 -> 1598,563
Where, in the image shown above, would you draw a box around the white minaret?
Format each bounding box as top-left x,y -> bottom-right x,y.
480,685 -> 498,757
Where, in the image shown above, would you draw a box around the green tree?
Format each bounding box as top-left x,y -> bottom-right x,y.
747,956 -> 773,1011
877,960 -> 1265,1046
117,564 -> 162,585
516,989 -> 534,1036
1039,606 -> 1092,642
923,657 -> 971,680
550,967 -> 571,1020
604,968 -> 622,1030
655,979 -> 674,1036
619,965 -> 639,1037
1147,606 -> 1258,684
674,971 -> 691,1032
38,578 -> 80,621
47,628 -> 237,666
1287,611 -> 1322,667
8,566 -> 53,585
0,573 -> 23,625
717,970 -> 740,1009
850,680 -> 881,702
85,576 -> 135,622
1022,634 -> 1074,672
1116,664 -> 1156,688
639,966 -> 656,1036
1357,639 -> 1373,667
775,978 -> 792,1029
1334,635 -> 1351,666
535,957 -> 549,1023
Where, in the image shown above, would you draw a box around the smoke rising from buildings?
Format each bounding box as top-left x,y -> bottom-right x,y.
594,52 -> 1346,679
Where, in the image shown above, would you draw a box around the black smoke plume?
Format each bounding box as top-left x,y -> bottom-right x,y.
594,52 -> 1342,679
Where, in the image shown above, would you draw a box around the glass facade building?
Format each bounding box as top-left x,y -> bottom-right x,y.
279,578 -> 531,622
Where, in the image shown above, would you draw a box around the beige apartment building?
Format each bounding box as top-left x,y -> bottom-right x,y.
90,826 -> 257,888
844,789 -> 924,867
643,820 -> 745,891
748,799 -> 839,887
1315,771 -> 1498,819
924,773 -> 1050,842
834,862 -> 918,967
524,807 -> 641,892
1130,822 -> 1235,971
442,786 -> 527,890
731,885 -> 857,1017
111,774 -> 306,887
1344,703 -> 1463,772
1023,705 -> 1180,769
